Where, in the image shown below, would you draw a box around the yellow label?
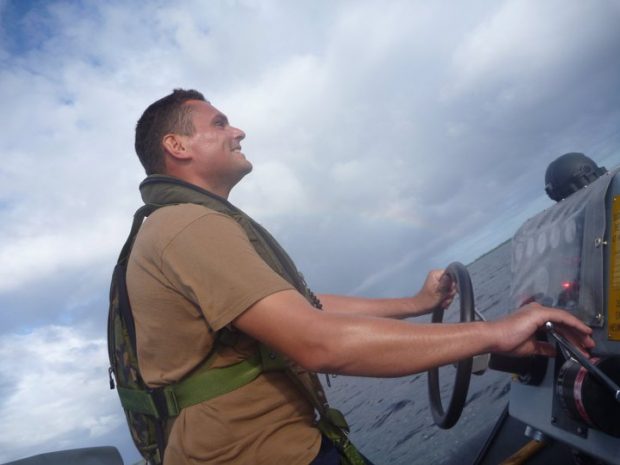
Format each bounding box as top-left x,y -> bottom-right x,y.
608,196 -> 620,340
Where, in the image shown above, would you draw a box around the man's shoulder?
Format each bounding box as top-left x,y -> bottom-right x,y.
137,203 -> 240,250
149,203 -> 238,229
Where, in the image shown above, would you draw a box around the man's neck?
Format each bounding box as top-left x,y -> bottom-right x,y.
164,172 -> 233,199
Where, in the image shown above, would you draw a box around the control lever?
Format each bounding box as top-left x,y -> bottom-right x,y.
545,321 -> 620,403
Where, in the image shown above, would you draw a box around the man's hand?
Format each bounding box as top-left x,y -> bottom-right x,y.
489,303 -> 595,358
414,269 -> 456,313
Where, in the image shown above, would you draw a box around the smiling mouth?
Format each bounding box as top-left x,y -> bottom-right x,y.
232,147 -> 246,158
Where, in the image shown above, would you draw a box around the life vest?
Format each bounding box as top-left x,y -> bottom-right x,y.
107,175 -> 365,465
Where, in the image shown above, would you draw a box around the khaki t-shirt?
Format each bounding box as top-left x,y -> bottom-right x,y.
126,204 -> 321,465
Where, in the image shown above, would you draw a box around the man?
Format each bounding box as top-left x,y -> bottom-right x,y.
126,89 -> 594,465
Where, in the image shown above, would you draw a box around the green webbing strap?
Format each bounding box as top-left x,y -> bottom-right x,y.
117,353 -> 262,418
318,411 -> 368,465
279,366 -> 367,465
259,344 -> 289,372
117,386 -> 160,417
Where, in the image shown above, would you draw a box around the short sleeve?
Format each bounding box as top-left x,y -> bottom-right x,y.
160,212 -> 293,330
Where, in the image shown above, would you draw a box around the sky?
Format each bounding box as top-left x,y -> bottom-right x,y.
0,0 -> 619,463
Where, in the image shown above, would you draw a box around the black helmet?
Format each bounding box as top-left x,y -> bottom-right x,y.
544,152 -> 607,202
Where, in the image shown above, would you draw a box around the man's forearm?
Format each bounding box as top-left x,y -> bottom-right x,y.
317,269 -> 453,318
318,293 -> 435,319
302,313 -> 494,376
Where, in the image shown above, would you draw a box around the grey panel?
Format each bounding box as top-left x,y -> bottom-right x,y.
2,447 -> 123,465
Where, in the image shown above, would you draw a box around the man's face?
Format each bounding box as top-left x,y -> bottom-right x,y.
184,100 -> 251,189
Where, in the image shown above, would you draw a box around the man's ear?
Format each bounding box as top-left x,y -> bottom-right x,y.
162,133 -> 192,161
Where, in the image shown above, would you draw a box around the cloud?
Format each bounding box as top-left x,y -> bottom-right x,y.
442,0 -> 620,139
0,325 -> 125,463
0,212 -> 131,293
446,0 -> 620,100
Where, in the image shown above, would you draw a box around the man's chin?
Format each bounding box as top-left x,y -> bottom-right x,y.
233,162 -> 253,184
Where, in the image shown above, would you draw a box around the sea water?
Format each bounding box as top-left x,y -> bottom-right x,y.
325,242 -> 514,465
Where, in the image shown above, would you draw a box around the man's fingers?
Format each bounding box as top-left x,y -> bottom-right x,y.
533,340 -> 556,357
545,310 -> 595,353
438,272 -> 452,293
440,296 -> 454,309
547,309 -> 593,336
553,323 -> 596,355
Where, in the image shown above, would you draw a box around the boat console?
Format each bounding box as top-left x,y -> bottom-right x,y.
503,155 -> 620,463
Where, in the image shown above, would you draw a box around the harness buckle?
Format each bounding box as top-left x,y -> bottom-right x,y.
149,388 -> 180,418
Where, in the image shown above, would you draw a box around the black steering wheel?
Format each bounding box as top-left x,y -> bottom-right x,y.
427,261 -> 475,429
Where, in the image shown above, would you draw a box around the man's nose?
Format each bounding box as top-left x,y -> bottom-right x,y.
233,127 -> 245,140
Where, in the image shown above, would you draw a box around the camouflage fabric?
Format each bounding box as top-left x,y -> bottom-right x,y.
107,205 -> 165,465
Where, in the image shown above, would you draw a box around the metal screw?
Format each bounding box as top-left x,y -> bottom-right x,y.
594,238 -> 607,248
525,425 -> 547,442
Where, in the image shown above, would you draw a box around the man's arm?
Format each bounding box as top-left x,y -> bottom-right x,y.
233,289 -> 594,377
318,269 -> 455,318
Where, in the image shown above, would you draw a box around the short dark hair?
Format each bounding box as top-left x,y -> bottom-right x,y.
135,89 -> 207,174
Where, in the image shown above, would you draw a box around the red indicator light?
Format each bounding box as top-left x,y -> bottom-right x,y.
562,281 -> 571,289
